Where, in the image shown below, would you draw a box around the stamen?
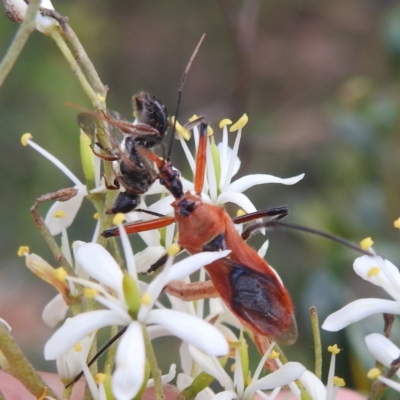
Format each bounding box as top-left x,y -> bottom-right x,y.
113,213 -> 125,225
74,342 -> 82,352
93,212 -> 99,220
17,246 -> 29,257
367,368 -> 381,379
360,237 -> 373,250
141,293 -> 152,306
230,114 -> 248,132
328,344 -> 340,355
207,126 -> 213,136
219,118 -> 232,128
84,288 -> 99,298
333,376 -> 345,387
95,373 -> 106,384
368,266 -> 380,277
230,363 -> 236,372
171,117 -> 191,140
54,210 -> 66,218
167,243 -> 180,257
268,350 -> 280,359
394,218 -> 400,229
189,114 -> 199,121
21,133 -> 32,146
236,209 -> 246,217
22,137 -> 83,186
54,267 -> 67,281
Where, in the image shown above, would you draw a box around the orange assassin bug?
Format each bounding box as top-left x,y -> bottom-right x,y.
102,120 -> 298,349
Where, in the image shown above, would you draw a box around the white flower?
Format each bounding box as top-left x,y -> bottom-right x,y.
186,342 -> 305,400
366,333 -> 400,377
5,0 -> 58,34
177,115 -> 304,215
322,255 -> 400,332
44,243 -> 230,400
22,134 -> 89,236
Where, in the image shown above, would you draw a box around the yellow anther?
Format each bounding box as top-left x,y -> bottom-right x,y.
21,133 -> 32,146
207,126 -> 214,136
84,288 -> 99,298
54,210 -> 66,219
236,209 -> 246,217
229,114 -> 248,132
367,368 -> 381,380
189,114 -> 199,122
167,243 -> 180,257
219,118 -> 232,128
74,342 -> 82,352
17,246 -> 29,257
230,363 -> 236,372
333,376 -> 345,387
171,117 -> 191,140
368,266 -> 380,278
360,237 -> 373,250
328,344 -> 341,355
268,350 -> 280,359
113,213 -> 125,225
95,373 -> 106,384
54,267 -> 67,281
246,376 -> 253,386
93,213 -> 100,220
394,218 -> 400,229
141,292 -> 152,306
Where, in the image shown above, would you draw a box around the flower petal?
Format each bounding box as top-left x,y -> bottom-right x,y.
45,185 -> 87,236
42,294 -> 69,327
134,246 -> 166,273
217,191 -> 257,214
113,322 -> 145,400
322,298 -> 400,331
188,345 -> 232,389
165,250 -> 231,282
147,309 -> 229,356
213,391 -> 239,400
76,243 -> 123,298
228,173 -> 304,194
44,310 -> 128,360
354,255 -> 400,302
365,333 -> 400,377
299,370 -> 327,400
244,362 -> 306,394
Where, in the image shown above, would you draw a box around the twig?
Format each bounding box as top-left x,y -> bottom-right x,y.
30,188 -> 76,275
0,0 -> 41,88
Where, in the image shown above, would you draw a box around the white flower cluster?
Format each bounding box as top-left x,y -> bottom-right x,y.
21,114 -> 355,400
322,234 -> 400,393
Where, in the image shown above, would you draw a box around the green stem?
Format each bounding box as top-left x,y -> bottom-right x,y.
310,306 -> 322,379
104,325 -> 119,376
0,0 -> 41,88
0,322 -> 59,399
49,27 -> 102,109
57,22 -> 107,99
142,326 -> 164,400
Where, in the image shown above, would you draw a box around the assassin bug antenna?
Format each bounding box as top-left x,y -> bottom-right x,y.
167,33 -> 206,161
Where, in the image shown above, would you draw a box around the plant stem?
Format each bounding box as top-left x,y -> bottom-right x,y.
0,0 -> 41,88
310,306 -> 322,379
142,326 -> 164,400
49,27 -> 102,109
30,188 -> 76,274
0,322 -> 59,399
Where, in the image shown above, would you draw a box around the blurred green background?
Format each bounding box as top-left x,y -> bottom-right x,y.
2,0 -> 400,397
